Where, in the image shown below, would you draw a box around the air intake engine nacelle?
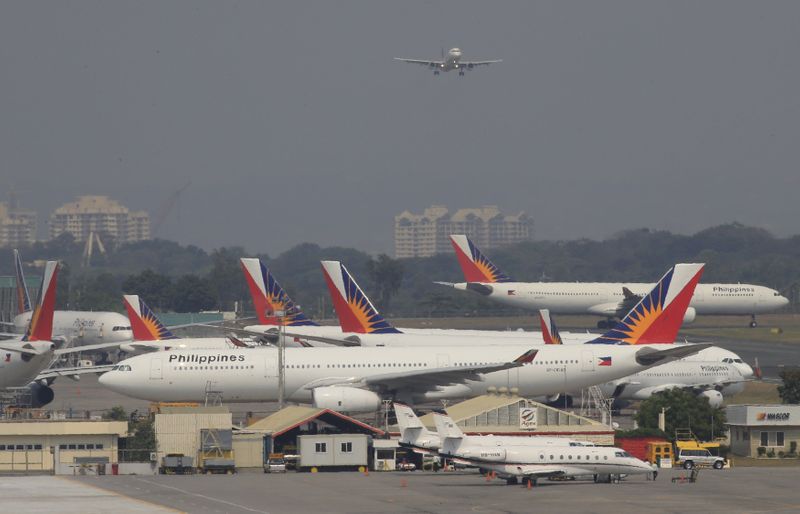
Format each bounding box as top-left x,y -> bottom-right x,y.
312,386 -> 382,413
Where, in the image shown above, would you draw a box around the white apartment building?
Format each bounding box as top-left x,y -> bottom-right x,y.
49,196 -> 150,244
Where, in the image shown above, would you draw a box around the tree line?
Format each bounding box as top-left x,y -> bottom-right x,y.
1,223 -> 799,316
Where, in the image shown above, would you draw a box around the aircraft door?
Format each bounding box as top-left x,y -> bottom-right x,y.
581,350 -> 594,372
436,354 -> 450,368
149,357 -> 163,380
265,355 -> 278,379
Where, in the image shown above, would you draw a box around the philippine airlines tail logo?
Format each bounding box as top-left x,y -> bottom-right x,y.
123,295 -> 178,341
450,235 -> 512,283
13,249 -> 31,315
320,260 -> 401,334
23,261 -> 58,342
240,258 -> 317,327
588,263 -> 705,345
538,309 -> 563,344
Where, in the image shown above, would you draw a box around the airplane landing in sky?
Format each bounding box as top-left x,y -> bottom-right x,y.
394,48 -> 501,76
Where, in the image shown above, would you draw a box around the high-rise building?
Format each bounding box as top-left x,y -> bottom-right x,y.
394,205 -> 533,258
0,202 -> 37,248
49,195 -> 150,244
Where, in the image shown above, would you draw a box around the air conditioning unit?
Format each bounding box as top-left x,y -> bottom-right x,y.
150,452 -> 158,462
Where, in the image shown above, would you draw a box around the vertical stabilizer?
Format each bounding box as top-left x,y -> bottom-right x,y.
123,295 -> 178,341
13,249 -> 31,315
22,261 -> 58,342
588,263 -> 705,345
394,403 -> 440,451
240,258 -> 317,327
539,309 -> 563,344
449,235 -> 512,283
320,260 -> 401,334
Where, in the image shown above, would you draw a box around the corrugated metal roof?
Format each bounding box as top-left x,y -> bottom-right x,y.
159,406 -> 230,415
0,420 -> 128,436
246,406 -> 384,437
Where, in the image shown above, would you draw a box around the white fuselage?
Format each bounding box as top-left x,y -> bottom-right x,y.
447,443 -> 652,479
0,340 -> 56,388
454,282 -> 788,316
13,311 -> 132,347
119,337 -> 254,354
99,344 -> 691,405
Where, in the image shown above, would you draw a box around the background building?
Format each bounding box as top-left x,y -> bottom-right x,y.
49,196 -> 150,244
394,205 -> 533,258
0,201 -> 37,248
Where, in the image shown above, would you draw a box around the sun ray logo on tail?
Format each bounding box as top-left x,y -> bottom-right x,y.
22,261 -> 59,342
538,309 -> 562,344
123,295 -> 178,341
13,249 -> 31,315
588,263 -> 705,345
320,260 -> 401,334
449,235 -> 512,283
240,258 -> 317,327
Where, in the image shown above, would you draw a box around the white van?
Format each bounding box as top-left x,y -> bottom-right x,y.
677,448 -> 725,469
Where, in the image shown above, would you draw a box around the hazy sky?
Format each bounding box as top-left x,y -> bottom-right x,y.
2,1 -> 798,255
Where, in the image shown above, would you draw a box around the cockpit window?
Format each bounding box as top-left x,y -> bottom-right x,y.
112,365 -> 119,371
117,365 -> 132,371
734,358 -> 743,363
614,451 -> 632,458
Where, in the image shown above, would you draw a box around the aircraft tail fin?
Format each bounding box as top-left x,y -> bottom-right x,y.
22,261 -> 58,342
13,249 -> 31,315
433,412 -> 465,441
240,258 -> 317,327
394,403 -> 439,450
449,235 -> 512,283
123,295 -> 178,341
538,309 -> 563,344
588,263 -> 705,345
320,260 -> 401,334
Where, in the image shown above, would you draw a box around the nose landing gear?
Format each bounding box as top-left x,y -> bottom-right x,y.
749,315 -> 758,328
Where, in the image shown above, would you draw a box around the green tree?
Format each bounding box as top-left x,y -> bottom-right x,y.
121,416 -> 156,462
121,269 -> 174,310
778,369 -> 800,404
366,254 -> 404,312
207,247 -> 248,311
635,389 -> 726,441
172,274 -> 216,312
103,405 -> 128,421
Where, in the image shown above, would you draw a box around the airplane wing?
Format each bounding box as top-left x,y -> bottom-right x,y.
53,342 -> 128,355
202,325 -> 359,347
393,58 -> 443,67
459,59 -> 503,67
35,364 -> 114,381
300,349 -> 538,396
0,344 -> 45,357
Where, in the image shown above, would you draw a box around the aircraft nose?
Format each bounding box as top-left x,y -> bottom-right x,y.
740,362 -> 755,379
778,295 -> 790,307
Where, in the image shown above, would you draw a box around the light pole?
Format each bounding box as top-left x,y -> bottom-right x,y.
275,310 -> 285,410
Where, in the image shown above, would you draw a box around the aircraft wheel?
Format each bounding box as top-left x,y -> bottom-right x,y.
749,320 -> 758,328
434,71 -> 440,76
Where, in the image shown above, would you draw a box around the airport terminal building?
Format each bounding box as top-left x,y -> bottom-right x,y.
726,404 -> 800,457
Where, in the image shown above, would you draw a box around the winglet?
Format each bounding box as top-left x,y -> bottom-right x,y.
513,348 -> 538,364
22,261 -> 58,342
13,249 -> 31,315
539,309 -> 563,344
240,258 -> 317,327
123,295 -> 178,341
449,235 -> 512,283
588,263 -> 705,345
320,261 -> 401,334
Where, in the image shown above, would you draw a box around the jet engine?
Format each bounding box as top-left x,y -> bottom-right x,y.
26,382 -> 55,408
312,386 -> 382,413
698,389 -> 723,408
682,307 -> 697,325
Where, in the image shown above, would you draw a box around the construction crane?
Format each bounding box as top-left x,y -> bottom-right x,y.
152,181 -> 191,237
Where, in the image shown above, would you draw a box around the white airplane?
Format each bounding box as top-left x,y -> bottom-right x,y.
432,411 -> 652,485
99,263 -> 710,412
0,261 -> 114,407
394,48 -> 501,76
538,309 -> 754,407
116,295 -> 255,354
1,250 -> 134,347
441,235 -> 789,328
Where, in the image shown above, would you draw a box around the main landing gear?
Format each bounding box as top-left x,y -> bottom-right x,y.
597,319 -> 616,329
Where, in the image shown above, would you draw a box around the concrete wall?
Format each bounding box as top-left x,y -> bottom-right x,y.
233,434 -> 263,469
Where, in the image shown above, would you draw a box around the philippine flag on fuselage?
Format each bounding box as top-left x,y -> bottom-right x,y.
599,356 -> 612,366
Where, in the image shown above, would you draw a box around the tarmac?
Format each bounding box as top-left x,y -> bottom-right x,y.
48,467 -> 800,514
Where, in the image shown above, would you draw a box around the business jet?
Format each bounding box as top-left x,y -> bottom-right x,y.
538,309 -> 754,407
441,235 -> 789,328
1,250 -> 133,347
394,48 -> 501,76
99,261 -> 710,412
395,404 -> 651,485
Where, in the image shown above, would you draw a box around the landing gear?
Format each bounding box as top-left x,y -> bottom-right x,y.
597,319 -> 615,329
433,70 -> 440,76
458,70 -> 465,76
521,477 -> 537,487
506,477 -> 518,485
749,315 -> 758,328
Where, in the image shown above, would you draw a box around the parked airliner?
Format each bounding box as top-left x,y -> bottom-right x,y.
1,250 -> 133,347
441,235 -> 788,327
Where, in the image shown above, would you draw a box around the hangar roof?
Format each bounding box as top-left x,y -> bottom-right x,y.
247,406 -> 384,437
